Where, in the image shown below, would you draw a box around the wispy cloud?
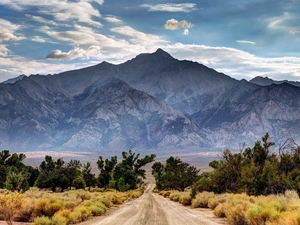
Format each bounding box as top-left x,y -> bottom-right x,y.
0,44 -> 9,56
104,16 -> 123,24
0,19 -> 25,42
1,0 -> 102,27
268,12 -> 300,34
111,26 -> 166,46
165,43 -> 300,81
140,3 -> 197,12
25,14 -> 58,26
236,40 -> 256,45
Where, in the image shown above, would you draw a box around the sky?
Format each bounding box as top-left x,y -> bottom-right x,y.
1,0 -> 300,83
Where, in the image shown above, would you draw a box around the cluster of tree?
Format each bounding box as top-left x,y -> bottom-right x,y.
98,150 -> 156,191
0,150 -> 155,192
194,133 -> 300,195
152,156 -> 200,191
0,150 -> 39,192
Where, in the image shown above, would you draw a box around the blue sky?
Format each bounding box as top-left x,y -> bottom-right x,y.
1,0 -> 300,82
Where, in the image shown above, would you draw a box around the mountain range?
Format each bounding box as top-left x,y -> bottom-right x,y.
1,49 -> 300,153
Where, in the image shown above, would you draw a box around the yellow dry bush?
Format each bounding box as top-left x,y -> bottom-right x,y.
55,209 -> 71,223
76,190 -> 92,201
107,193 -> 124,204
179,192 -> 192,206
268,212 -> 300,225
51,214 -> 68,225
34,199 -> 48,217
159,190 -> 171,197
191,191 -> 215,208
224,200 -> 250,225
15,198 -> 35,222
64,201 -> 77,210
0,192 -> 25,225
67,211 -> 82,224
214,203 -> 226,218
44,200 -> 64,217
169,191 -> 181,202
74,205 -> 92,221
97,196 -> 113,208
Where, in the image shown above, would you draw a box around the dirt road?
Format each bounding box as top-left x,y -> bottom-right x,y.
82,184 -> 228,225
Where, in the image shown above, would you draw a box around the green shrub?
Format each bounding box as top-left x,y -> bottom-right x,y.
51,214 -> 68,225
88,205 -> 106,216
98,197 -> 112,208
74,206 -> 91,221
32,216 -> 52,225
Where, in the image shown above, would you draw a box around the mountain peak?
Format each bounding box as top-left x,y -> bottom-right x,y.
153,48 -> 174,59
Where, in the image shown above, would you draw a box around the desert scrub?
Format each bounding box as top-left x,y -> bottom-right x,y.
10,187 -> 142,224
0,192 -> 25,225
73,206 -> 92,221
179,192 -> 192,205
51,214 -> 68,225
169,191 -> 181,202
32,216 -> 52,225
159,190 -> 171,197
191,191 -> 215,208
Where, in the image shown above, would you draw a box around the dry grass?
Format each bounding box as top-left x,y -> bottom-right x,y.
0,187 -> 143,224
160,189 -> 300,225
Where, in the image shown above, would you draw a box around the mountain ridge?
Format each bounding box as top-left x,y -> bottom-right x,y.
1,49 -> 300,152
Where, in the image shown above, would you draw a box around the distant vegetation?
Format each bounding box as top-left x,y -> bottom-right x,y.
155,133 -> 300,225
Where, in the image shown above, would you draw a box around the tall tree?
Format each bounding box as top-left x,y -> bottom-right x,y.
153,156 -> 200,191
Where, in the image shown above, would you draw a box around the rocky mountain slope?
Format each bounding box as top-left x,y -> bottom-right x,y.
250,76 -> 300,87
1,49 -> 300,152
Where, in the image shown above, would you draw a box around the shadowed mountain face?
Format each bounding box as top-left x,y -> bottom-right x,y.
1,49 -> 300,152
250,76 -> 300,87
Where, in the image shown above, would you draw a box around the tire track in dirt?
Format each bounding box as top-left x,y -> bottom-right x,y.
84,184 -> 228,225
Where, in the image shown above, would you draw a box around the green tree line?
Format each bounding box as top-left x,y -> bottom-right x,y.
152,133 -> 300,197
0,150 -> 155,192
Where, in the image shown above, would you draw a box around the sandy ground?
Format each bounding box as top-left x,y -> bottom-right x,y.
77,184 -> 228,225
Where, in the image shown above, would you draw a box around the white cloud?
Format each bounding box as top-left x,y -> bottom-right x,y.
2,41 -> 300,83
46,45 -> 101,60
110,26 -> 166,46
25,14 -> 58,26
0,44 -> 9,56
164,19 -> 194,30
164,43 -> 300,81
104,16 -> 123,24
1,0 -> 102,27
141,3 -> 197,12
0,19 -> 25,42
31,36 -> 57,44
236,40 -> 256,45
43,23 -> 166,61
183,29 -> 189,35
